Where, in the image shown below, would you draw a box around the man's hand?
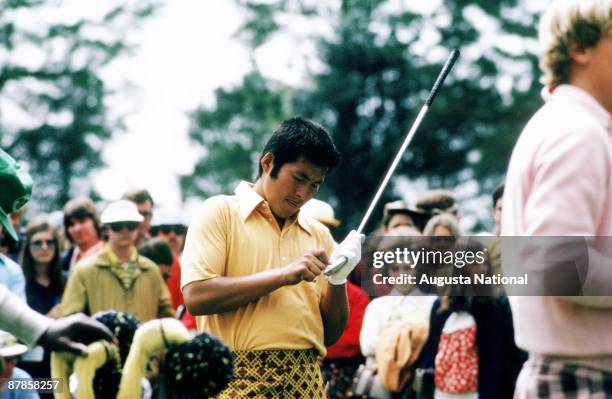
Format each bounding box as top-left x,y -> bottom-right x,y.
281,249 -> 328,285
326,230 -> 364,285
36,313 -> 115,357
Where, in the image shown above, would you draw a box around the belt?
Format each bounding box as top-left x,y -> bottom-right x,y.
232,348 -> 318,369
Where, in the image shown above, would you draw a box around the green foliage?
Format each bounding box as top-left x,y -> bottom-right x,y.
180,71 -> 293,198
0,1 -> 157,210
183,0 -> 544,234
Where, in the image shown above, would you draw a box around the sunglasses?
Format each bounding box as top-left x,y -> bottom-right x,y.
139,211 -> 153,218
108,222 -> 140,232
30,239 -> 56,250
152,225 -> 187,235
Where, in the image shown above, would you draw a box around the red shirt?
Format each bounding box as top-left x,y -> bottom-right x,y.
326,281 -> 370,359
166,253 -> 196,330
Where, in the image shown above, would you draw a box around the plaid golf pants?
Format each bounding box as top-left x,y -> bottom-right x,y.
515,357 -> 612,399
216,349 -> 325,398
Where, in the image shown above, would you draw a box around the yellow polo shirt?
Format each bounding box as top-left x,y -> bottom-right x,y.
181,181 -> 335,355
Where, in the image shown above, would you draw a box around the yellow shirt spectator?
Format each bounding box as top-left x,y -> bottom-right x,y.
60,245 -> 174,321
181,181 -> 335,355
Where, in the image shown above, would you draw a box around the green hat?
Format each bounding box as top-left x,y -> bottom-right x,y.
0,149 -> 33,241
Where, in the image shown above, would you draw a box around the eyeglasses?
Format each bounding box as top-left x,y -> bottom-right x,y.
139,211 -> 152,218
152,225 -> 187,235
108,222 -> 140,232
30,239 -> 56,251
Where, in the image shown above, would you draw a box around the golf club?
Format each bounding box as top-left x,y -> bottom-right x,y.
324,48 -> 460,276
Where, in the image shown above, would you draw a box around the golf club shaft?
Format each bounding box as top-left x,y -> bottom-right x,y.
324,49 -> 460,276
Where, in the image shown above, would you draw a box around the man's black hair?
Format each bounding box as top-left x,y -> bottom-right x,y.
257,117 -> 341,178
492,183 -> 505,206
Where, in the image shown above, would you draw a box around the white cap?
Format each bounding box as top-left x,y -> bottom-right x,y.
0,330 -> 28,358
300,198 -> 340,228
151,206 -> 187,227
101,200 -> 144,224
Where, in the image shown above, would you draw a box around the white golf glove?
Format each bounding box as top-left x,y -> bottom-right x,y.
326,230 -> 364,285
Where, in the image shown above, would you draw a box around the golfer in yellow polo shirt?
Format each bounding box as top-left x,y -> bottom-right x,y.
182,117 -> 363,398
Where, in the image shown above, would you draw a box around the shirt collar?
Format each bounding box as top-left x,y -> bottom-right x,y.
545,85 -> 612,135
235,181 -> 265,222
95,245 -> 141,268
234,181 -> 312,235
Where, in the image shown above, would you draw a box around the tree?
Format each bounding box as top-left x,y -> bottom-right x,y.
180,71 -> 293,198
182,0 -> 543,235
0,0 -> 157,210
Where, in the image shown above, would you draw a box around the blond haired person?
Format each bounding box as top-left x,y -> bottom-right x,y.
502,0 -> 612,397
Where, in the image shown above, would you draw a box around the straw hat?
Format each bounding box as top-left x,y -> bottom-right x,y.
0,330 -> 28,358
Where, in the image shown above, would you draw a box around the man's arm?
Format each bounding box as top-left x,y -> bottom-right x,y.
0,284 -> 114,356
0,283 -> 51,346
183,249 -> 328,315
319,229 -> 364,346
319,283 -> 349,347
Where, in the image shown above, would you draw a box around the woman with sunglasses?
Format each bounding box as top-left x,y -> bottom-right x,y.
20,217 -> 64,319
18,217 -> 65,387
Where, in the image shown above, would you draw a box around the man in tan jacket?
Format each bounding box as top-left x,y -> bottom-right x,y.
60,200 -> 174,322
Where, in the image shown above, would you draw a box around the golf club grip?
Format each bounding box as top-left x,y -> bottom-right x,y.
323,256 -> 348,276
425,48 -> 460,106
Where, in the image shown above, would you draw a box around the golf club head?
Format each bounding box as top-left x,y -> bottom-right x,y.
323,256 -> 348,276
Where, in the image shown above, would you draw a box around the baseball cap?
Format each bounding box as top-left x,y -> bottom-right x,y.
101,200 -> 144,224
151,206 -> 187,227
0,149 -> 33,241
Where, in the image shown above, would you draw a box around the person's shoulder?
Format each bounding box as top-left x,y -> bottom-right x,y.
10,366 -> 33,379
137,255 -> 159,270
300,215 -> 334,242
192,195 -> 238,222
71,249 -> 106,273
531,91 -> 609,143
491,294 -> 511,309
0,253 -> 21,272
367,295 -> 395,308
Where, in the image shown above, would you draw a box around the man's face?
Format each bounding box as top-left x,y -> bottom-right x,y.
155,225 -> 186,254
260,155 -> 327,221
106,221 -> 139,249
383,213 -> 415,235
136,200 -> 153,236
67,217 -> 99,248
